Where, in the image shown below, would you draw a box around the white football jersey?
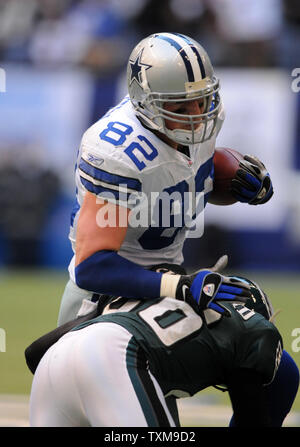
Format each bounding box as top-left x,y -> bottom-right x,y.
68,96 -> 224,281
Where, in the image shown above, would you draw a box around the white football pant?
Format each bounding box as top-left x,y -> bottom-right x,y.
29,322 -> 176,427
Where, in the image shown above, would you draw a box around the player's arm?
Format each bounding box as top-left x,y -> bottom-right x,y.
74,190 -> 165,299
75,191 -> 130,264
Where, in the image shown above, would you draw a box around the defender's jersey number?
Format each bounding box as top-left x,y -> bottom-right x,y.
106,297 -> 203,347
138,298 -> 203,346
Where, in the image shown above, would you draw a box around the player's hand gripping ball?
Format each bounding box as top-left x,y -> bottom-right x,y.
209,148 -> 273,206
232,154 -> 274,205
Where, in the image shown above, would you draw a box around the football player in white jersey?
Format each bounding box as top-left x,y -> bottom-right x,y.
57,32 -> 273,326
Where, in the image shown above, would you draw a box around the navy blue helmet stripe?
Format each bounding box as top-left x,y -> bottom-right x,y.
156,35 -> 195,82
174,33 -> 206,79
190,46 -> 206,79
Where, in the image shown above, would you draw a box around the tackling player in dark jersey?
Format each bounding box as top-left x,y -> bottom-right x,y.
26,271 -> 298,427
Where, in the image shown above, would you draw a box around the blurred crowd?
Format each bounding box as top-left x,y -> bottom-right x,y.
0,147 -> 61,266
0,0 -> 299,72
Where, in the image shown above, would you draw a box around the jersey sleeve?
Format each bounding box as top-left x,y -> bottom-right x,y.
77,132 -> 142,210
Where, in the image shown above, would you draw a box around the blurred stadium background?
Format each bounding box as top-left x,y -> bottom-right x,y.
0,0 -> 299,426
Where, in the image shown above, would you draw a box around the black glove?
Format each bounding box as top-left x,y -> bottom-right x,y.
231,155 -> 273,205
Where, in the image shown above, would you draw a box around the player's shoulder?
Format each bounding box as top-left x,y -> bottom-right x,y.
80,96 -> 173,175
79,98 -> 141,178
82,97 -> 144,156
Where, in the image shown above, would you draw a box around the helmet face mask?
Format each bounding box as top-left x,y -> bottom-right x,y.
152,82 -> 221,145
127,32 -> 221,145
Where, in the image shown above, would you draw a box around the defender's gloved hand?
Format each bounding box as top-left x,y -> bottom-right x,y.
175,270 -> 252,317
231,155 -> 273,205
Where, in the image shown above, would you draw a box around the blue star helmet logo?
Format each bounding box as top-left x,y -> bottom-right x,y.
129,49 -> 152,86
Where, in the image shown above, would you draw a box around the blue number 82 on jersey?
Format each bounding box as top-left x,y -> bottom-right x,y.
100,121 -> 158,171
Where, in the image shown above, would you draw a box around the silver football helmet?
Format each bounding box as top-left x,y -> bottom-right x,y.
127,32 -> 221,145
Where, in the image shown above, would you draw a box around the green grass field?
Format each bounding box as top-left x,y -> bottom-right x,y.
1,269 -> 68,394
1,268 -> 299,416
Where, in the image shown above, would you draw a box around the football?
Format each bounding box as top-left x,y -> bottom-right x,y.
209,147 -> 244,205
